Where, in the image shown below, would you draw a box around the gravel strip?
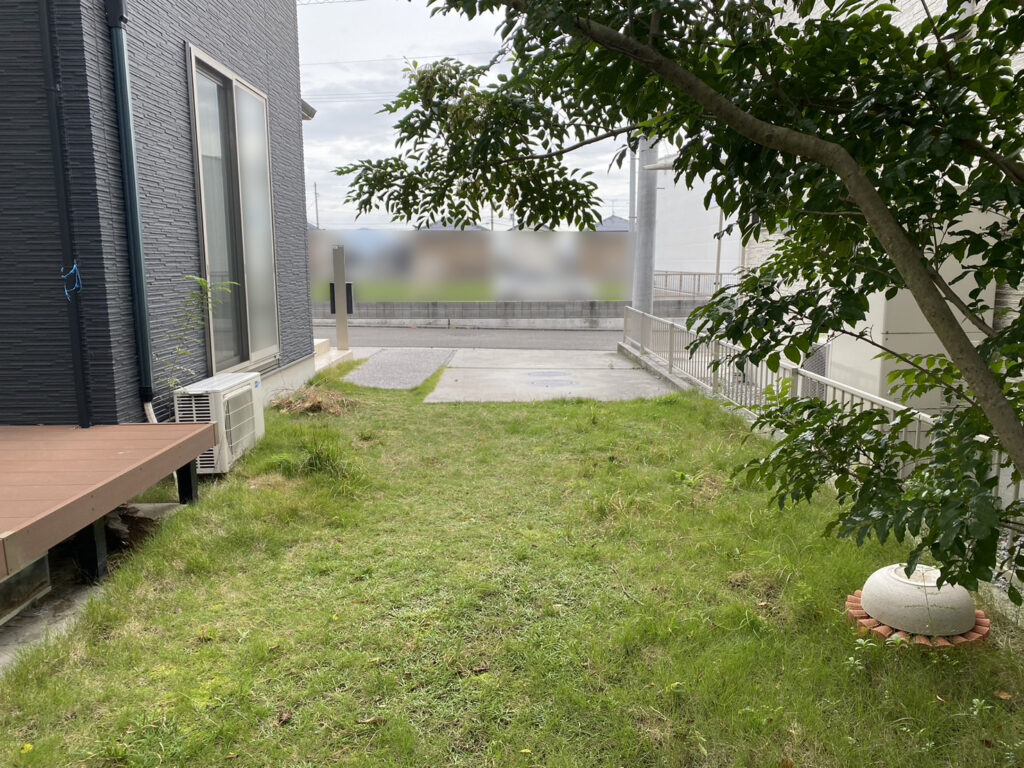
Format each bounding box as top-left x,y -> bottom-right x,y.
345,347 -> 455,390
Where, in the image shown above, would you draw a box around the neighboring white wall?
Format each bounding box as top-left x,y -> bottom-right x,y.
996,284 -> 1022,331
826,293 -> 890,396
740,234 -> 779,270
827,218 -> 997,408
652,168 -> 743,273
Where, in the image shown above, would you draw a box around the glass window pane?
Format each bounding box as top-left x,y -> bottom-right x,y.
195,70 -> 247,370
235,86 -> 278,358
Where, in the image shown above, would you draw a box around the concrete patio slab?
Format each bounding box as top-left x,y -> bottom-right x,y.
424,349 -> 675,403
446,349 -> 639,370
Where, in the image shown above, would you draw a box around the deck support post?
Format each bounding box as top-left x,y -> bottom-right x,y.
176,460 -> 199,505
73,519 -> 108,582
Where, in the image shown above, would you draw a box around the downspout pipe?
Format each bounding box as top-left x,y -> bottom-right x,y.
105,0 -> 156,417
39,0 -> 91,428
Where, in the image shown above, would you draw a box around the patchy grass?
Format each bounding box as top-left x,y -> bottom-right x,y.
130,475 -> 178,504
3,362 -> 1024,767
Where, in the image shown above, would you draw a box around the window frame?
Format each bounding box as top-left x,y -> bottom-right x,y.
186,44 -> 281,375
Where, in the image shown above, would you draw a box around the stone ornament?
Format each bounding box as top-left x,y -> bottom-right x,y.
845,565 -> 991,649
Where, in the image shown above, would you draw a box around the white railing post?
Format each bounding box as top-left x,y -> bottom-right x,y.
711,340 -> 721,395
640,313 -> 647,355
667,323 -> 675,373
789,367 -> 803,398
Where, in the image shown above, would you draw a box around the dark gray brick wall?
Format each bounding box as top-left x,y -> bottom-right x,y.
0,0 -> 312,425
121,0 -> 313,419
54,0 -> 142,424
0,1 -> 81,424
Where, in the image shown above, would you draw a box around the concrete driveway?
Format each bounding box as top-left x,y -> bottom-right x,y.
347,347 -> 676,402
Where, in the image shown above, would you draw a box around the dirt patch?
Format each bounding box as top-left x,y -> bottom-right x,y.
636,707 -> 676,747
246,473 -> 293,491
726,570 -> 754,590
686,474 -> 726,508
727,570 -> 784,620
273,387 -> 358,416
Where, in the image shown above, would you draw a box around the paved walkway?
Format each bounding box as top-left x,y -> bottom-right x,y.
347,347 -> 676,402
344,347 -> 454,390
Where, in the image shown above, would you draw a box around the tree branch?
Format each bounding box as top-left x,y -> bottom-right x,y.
960,138 -> 1024,187
918,0 -> 956,79
512,124 -> 642,164
924,263 -> 997,338
796,209 -> 864,218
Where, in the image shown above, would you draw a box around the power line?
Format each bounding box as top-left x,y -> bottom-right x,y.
307,94 -> 401,104
307,93 -> 399,99
301,50 -> 500,67
310,90 -> 399,97
297,0 -> 370,6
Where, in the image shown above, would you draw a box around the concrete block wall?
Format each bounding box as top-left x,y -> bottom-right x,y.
341,299 -> 701,321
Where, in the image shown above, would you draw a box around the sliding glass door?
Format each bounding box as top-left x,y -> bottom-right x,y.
234,85 -> 279,362
195,68 -> 247,369
192,54 -> 280,372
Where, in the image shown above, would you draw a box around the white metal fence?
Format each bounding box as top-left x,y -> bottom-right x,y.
623,306 -> 1022,507
653,270 -> 740,298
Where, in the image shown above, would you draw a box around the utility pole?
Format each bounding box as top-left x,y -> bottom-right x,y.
628,143 -> 637,233
314,182 -> 320,229
631,136 -> 656,314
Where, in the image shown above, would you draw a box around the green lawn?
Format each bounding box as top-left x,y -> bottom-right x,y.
3,363 -> 1024,767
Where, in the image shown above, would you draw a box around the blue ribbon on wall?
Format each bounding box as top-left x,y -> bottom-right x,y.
60,262 -> 82,301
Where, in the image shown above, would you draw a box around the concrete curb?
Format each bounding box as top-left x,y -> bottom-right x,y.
616,341 -> 696,392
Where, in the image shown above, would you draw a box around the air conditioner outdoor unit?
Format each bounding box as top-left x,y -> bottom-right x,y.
174,372 -> 265,474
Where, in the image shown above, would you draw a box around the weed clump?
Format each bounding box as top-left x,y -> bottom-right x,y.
299,437 -> 345,476
273,387 -> 358,416
257,437 -> 367,492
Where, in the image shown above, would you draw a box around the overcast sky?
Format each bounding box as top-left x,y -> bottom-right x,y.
296,0 -> 633,229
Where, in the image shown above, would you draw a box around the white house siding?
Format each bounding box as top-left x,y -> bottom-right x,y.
740,234 -> 779,270
651,168 -> 743,274
995,286 -> 1023,331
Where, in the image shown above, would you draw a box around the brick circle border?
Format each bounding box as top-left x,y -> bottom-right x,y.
845,590 -> 991,648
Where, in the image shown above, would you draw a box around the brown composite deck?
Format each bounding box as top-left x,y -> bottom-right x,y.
0,423 -> 215,579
